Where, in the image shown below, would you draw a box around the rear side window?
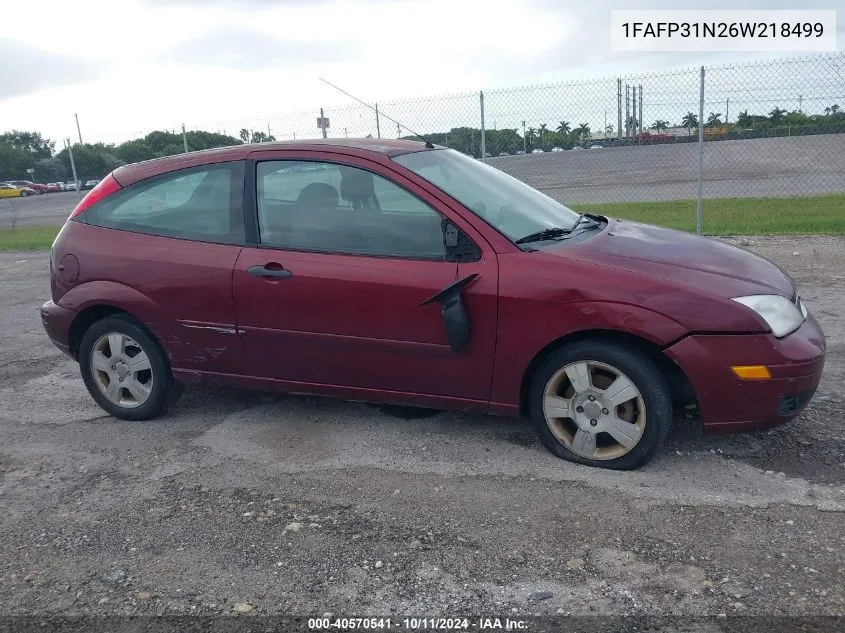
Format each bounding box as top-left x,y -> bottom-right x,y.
83,161 -> 245,245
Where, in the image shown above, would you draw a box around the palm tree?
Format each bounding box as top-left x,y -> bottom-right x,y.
824,106 -> 832,116
576,123 -> 590,140
769,107 -> 788,125
239,128 -> 250,143
831,104 -> 841,115
651,119 -> 669,132
526,127 -> 537,145
706,112 -> 722,126
681,112 -> 698,135
736,109 -> 753,127
557,120 -> 571,134
605,124 -> 614,136
539,123 -> 548,145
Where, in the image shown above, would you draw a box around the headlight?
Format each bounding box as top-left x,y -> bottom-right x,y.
732,294 -> 805,338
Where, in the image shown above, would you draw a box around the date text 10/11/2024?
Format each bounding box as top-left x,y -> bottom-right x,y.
307,617 -> 528,630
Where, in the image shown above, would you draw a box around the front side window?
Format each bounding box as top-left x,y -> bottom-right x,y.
256,160 -> 448,260
84,161 -> 245,244
393,149 -> 582,242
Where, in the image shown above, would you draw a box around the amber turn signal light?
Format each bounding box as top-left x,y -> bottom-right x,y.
730,365 -> 772,380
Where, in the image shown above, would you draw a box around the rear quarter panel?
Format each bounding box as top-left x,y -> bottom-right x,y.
52,221 -> 247,373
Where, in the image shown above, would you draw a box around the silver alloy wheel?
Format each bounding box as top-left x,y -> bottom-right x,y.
542,360 -> 646,460
90,332 -> 154,408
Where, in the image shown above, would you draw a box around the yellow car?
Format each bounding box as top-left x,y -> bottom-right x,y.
0,183 -> 35,198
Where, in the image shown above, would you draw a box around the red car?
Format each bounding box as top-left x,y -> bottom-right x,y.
40,139 -> 825,470
7,179 -> 48,194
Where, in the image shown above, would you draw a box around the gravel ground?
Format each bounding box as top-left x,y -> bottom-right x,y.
0,236 -> 843,629
2,134 -> 844,229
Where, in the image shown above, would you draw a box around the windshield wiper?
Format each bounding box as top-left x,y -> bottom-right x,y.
571,212 -> 603,230
514,227 -> 572,244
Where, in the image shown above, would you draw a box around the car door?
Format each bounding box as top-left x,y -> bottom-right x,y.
232,151 -> 498,410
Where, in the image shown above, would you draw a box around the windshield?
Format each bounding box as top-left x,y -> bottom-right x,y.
392,149 -> 581,241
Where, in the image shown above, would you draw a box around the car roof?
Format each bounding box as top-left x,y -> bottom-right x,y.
111,138 -> 440,187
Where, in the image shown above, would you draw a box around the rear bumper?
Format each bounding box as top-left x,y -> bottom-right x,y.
665,313 -> 826,433
40,300 -> 76,358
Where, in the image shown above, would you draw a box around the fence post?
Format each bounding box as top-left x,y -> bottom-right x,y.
375,103 -> 381,139
479,91 -> 486,160
696,66 -> 705,235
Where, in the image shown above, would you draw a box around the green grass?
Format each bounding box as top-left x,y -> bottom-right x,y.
572,193 -> 845,235
1,193 -> 843,252
0,226 -> 60,251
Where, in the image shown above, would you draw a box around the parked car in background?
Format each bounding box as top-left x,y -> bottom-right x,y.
7,179 -> 47,194
551,147 -> 564,152
0,183 -> 36,197
65,181 -> 81,191
589,144 -> 603,149
531,148 -> 544,154
44,183 -> 63,193
40,139 -> 826,471
83,179 -> 100,190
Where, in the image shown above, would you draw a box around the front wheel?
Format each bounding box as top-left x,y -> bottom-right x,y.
20,191 -> 29,197
78,315 -> 182,420
528,340 -> 672,470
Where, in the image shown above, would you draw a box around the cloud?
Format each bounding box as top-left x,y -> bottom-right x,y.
141,0 -> 332,6
0,39 -> 103,100
158,26 -> 359,70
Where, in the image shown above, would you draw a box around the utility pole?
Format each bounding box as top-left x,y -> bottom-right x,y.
726,98 -> 730,125
65,138 -> 80,195
319,107 -> 328,138
632,87 -> 638,139
181,123 -> 188,153
638,85 -> 643,135
375,102 -> 381,138
604,109 -> 607,139
396,122 -> 401,138
267,123 -> 272,140
343,127 -> 348,138
617,78 -> 622,140
625,85 -> 631,140
522,121 -> 527,153
74,113 -> 83,145
798,94 -> 803,113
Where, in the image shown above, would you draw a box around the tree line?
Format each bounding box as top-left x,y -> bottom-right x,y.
2,104 -> 842,180
0,128 -> 271,182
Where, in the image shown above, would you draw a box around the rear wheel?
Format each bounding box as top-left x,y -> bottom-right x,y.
78,315 -> 182,420
528,340 -> 672,470
20,191 -> 29,197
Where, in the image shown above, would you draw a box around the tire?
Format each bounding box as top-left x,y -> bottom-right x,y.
20,191 -> 29,197
528,340 -> 672,470
78,314 -> 182,421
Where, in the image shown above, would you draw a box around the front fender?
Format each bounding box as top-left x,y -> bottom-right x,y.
490,300 -> 689,410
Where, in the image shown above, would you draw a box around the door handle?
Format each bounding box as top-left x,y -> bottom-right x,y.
248,264 -> 293,279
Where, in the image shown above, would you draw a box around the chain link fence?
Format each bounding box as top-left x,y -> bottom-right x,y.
2,52 -> 843,233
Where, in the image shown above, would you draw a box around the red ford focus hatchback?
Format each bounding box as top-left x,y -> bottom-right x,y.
41,139 -> 825,470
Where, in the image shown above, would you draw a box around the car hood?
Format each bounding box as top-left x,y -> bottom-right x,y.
561,219 -> 796,299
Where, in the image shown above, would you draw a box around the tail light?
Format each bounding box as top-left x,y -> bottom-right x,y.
67,175 -> 122,221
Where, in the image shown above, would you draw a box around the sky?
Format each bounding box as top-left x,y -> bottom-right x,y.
0,0 -> 842,146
